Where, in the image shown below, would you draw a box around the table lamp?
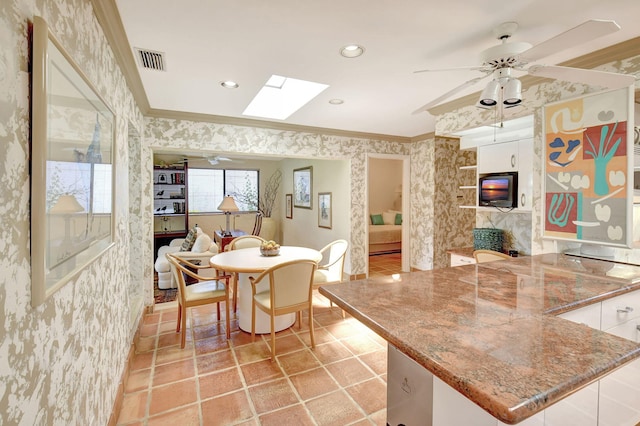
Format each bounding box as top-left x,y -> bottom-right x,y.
217,196 -> 239,237
50,194 -> 84,254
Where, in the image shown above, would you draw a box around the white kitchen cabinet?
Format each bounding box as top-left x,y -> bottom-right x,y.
475,138 -> 533,212
558,288 -> 640,426
477,141 -> 519,174
450,253 -> 476,267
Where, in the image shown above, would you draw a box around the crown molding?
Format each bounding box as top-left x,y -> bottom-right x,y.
428,36 -> 640,116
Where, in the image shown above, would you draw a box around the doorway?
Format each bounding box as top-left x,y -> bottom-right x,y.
367,154 -> 410,276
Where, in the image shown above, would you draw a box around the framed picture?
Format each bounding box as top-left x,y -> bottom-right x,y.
31,16 -> 116,306
285,193 -> 293,219
318,192 -> 332,229
542,86 -> 633,249
293,166 -> 313,209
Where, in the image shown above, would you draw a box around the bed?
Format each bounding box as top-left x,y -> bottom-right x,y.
369,211 -> 402,255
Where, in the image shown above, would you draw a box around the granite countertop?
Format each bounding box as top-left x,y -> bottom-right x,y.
319,253 -> 640,425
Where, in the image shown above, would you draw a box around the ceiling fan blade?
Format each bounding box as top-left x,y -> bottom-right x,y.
520,20 -> 621,63
528,65 -> 636,89
412,74 -> 491,114
414,65 -> 487,73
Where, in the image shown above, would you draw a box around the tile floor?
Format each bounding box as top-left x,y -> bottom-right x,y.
117,254 -> 401,425
368,252 -> 402,278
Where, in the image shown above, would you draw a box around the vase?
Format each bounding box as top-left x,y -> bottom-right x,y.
260,217 -> 277,241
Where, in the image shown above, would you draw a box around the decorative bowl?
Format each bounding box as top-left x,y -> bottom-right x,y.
260,247 -> 280,257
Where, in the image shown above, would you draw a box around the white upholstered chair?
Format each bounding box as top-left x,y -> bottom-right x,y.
312,239 -> 348,317
249,259 -> 317,360
225,235 -> 267,312
166,253 -> 231,348
473,249 -> 511,263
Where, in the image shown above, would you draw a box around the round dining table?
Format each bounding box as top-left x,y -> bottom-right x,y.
210,246 -> 322,333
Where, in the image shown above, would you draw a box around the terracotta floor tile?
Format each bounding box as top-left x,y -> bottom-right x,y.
258,404 -> 315,426
325,358 -> 374,387
149,378 -> 198,416
305,390 -> 365,426
143,313 -> 161,325
194,334 -> 230,355
201,390 -> 254,424
340,334 -> 383,355
270,334 -> 306,355
146,403 -> 200,426
359,350 -> 387,375
247,378 -> 298,414
192,321 -> 228,340
130,352 -> 154,372
196,349 -> 236,375
289,367 -> 340,401
345,378 -> 387,414
157,332 -> 182,349
312,341 -> 353,365
369,408 -> 388,425
229,329 -> 255,347
136,335 -> 157,353
240,359 -> 284,386
296,326 -> 336,347
117,391 -> 148,423
233,340 -> 272,364
157,321 -> 177,335
324,320 -> 362,340
153,358 -> 195,387
199,367 -> 243,399
140,323 -> 159,337
125,368 -> 151,393
160,309 -> 178,323
154,344 -> 193,366
277,349 -> 321,376
314,310 -> 347,327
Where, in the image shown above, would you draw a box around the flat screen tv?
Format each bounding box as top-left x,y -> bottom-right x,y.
478,172 -> 518,208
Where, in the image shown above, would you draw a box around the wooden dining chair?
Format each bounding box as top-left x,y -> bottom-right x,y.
473,249 -> 512,263
313,239 -> 348,316
166,253 -> 231,348
226,235 -> 267,312
249,259 -> 318,360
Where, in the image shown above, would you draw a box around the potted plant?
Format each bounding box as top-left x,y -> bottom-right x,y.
230,169 -> 282,240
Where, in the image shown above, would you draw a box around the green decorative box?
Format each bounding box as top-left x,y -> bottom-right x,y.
473,228 -> 504,252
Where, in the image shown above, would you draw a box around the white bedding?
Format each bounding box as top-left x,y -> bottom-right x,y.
369,224 -> 402,254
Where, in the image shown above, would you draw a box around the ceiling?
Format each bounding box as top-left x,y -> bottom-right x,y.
109,0 -> 640,139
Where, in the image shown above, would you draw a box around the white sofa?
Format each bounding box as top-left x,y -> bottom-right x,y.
154,230 -> 219,289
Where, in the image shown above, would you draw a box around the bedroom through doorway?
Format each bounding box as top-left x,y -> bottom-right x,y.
367,155 -> 409,277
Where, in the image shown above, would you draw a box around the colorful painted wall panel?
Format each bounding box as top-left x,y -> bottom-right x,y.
543,87 -> 634,248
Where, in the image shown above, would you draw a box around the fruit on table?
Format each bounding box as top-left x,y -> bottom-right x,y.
261,240 -> 280,250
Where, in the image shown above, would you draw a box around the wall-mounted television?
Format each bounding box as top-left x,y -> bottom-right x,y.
478,172 -> 518,208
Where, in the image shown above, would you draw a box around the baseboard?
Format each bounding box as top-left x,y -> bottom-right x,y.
108,309 -> 144,425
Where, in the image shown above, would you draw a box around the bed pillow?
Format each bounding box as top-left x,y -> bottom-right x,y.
370,214 -> 384,225
395,213 -> 403,225
382,211 -> 395,225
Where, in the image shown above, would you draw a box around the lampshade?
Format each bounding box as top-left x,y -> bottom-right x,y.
50,194 -> 84,214
503,78 -> 522,105
217,196 -> 239,212
478,80 -> 500,106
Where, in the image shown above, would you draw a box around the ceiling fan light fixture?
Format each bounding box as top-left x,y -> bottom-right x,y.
479,80 -> 500,106
503,78 -> 522,105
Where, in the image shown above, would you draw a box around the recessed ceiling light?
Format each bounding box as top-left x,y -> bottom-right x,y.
243,75 -> 329,120
340,44 -> 365,58
329,99 -> 344,105
221,81 -> 239,89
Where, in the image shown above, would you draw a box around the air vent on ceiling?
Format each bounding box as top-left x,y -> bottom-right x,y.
135,48 -> 166,71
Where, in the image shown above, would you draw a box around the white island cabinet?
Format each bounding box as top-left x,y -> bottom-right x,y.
558,289 -> 640,426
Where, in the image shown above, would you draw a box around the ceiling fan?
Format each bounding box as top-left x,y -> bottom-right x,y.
413,20 -> 636,114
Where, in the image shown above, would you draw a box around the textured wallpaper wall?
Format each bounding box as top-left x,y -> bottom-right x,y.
1,0 -> 144,424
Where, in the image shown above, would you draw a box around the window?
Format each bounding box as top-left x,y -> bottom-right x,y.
188,168 -> 259,213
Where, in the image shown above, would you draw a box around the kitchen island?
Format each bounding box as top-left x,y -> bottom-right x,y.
319,253 -> 640,425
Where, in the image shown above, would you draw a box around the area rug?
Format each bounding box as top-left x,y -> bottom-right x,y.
153,273 -> 177,304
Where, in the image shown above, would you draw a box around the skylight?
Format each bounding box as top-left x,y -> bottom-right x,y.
243,75 -> 329,120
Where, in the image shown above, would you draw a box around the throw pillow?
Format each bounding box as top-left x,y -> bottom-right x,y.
395,213 -> 403,225
191,233 -> 212,253
382,211 -> 395,225
370,214 -> 384,225
180,226 -> 199,251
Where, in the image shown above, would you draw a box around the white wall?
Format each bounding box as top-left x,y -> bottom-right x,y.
368,158 -> 402,214
280,158 -> 352,273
